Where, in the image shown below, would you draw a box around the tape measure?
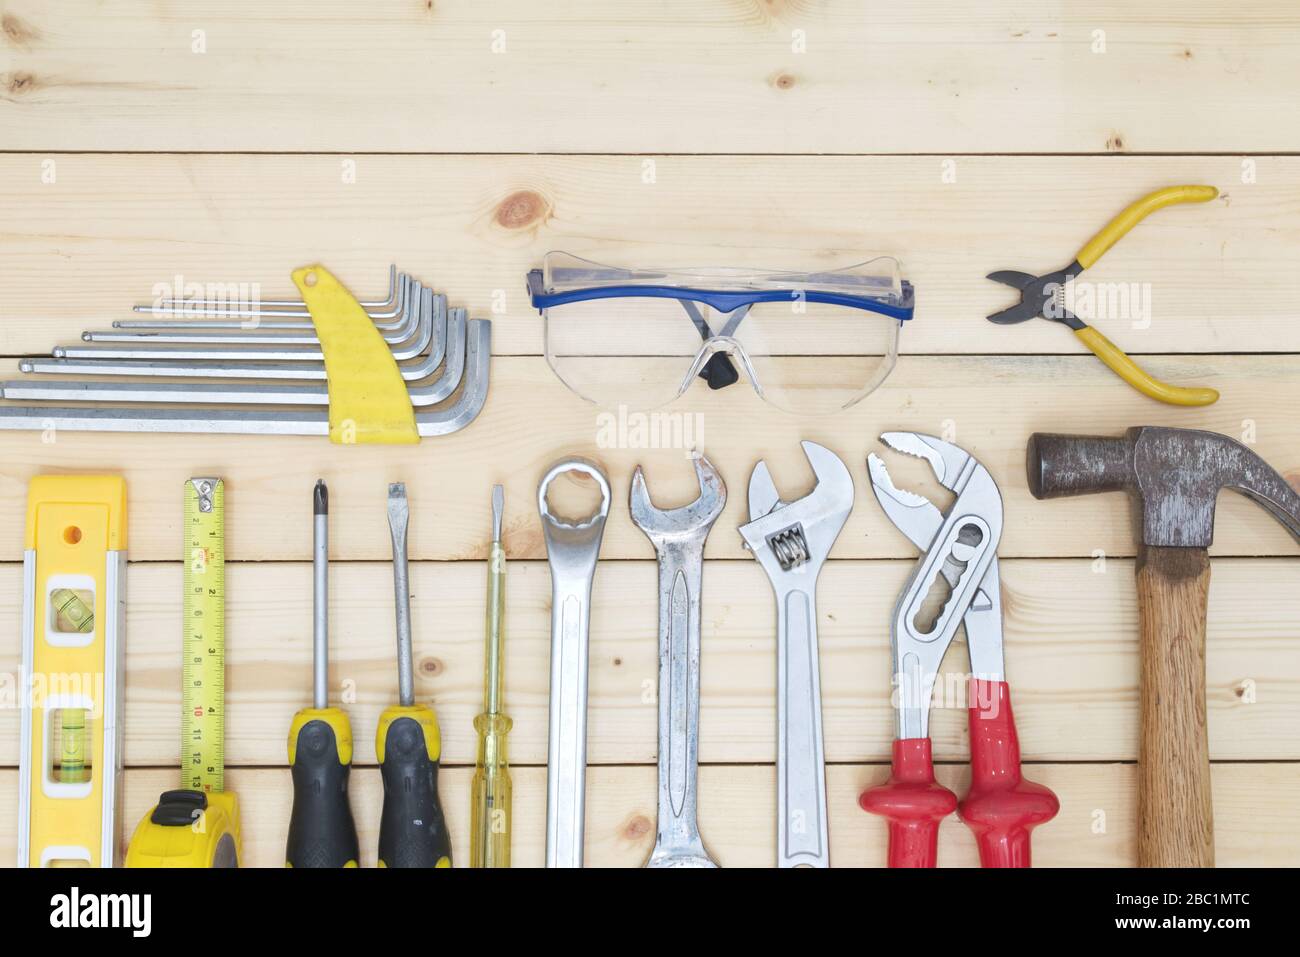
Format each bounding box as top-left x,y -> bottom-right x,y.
126,477 -> 240,868
182,477 -> 226,791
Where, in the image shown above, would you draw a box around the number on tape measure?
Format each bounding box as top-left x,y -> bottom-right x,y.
181,478 -> 226,793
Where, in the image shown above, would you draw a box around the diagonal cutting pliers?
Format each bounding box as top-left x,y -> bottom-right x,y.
858,433 -> 1058,867
986,185 -> 1220,407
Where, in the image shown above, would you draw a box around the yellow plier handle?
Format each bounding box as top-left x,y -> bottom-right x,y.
1071,184 -> 1220,406
1076,185 -> 1218,269
1074,326 -> 1219,407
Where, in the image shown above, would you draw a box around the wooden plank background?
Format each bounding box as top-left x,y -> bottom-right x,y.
0,1 -> 1297,867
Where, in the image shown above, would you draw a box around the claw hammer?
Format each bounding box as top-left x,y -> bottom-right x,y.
1027,426 -> 1300,866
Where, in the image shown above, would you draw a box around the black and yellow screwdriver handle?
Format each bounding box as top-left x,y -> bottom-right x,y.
1075,185 -> 1218,269
377,704 -> 452,868
286,707 -> 360,868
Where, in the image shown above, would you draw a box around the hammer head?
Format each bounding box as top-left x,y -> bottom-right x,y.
1028,426 -> 1300,548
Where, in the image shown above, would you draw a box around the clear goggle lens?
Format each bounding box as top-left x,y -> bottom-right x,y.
543,295 -> 901,415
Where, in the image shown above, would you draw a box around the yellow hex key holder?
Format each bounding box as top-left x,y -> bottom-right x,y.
987,185 -> 1220,406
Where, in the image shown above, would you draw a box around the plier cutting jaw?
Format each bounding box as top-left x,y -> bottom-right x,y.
986,185 -> 1220,407
859,433 -> 1058,868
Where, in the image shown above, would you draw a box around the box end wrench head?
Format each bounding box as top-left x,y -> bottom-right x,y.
538,457 -> 611,868
738,441 -> 853,868
630,454 -> 726,868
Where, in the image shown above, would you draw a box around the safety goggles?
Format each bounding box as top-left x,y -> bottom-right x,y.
528,251 -> 915,415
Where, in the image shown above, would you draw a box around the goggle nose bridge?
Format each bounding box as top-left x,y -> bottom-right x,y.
676,300 -> 763,394
678,335 -> 765,397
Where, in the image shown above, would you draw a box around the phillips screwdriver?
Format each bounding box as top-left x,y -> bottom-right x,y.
471,484 -> 513,867
285,479 -> 360,868
377,483 -> 452,867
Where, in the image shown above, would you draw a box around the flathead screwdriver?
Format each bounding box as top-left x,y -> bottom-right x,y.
377,483 -> 452,867
285,479 -> 360,868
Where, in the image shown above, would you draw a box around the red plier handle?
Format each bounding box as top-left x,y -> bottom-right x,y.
959,679 -> 1059,867
858,738 -> 957,867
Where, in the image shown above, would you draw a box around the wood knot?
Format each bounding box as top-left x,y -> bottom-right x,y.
494,189 -> 549,230
6,71 -> 36,95
612,656 -> 623,666
771,72 -> 796,90
1178,48 -> 1193,60
3,13 -> 40,49
622,814 -> 653,840
1105,132 -> 1126,152
419,656 -> 444,677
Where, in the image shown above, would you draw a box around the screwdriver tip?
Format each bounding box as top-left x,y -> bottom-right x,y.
389,482 -> 406,500
491,485 -> 504,542
314,479 -> 327,514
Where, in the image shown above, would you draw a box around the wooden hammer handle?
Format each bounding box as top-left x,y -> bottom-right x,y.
1135,545 -> 1215,867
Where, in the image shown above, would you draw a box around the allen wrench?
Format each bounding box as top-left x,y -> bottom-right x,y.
85,275 -> 422,343
20,289 -> 448,381
5,305 -> 467,408
0,318 -> 491,437
131,264 -> 405,321
47,280 -> 435,363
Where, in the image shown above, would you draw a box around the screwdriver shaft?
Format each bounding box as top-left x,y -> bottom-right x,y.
387,483 -> 415,707
312,480 -> 328,710
486,484 -> 505,715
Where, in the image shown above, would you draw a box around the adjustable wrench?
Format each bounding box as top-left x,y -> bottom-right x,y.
738,441 -> 853,868
538,458 -> 611,868
630,455 -> 726,868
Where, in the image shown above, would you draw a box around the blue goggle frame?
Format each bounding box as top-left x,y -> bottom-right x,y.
527,269 -> 916,321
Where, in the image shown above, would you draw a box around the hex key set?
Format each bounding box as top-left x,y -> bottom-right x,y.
0,265 -> 490,440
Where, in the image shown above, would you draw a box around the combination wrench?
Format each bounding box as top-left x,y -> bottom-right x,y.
630,455 -> 726,868
538,458 -> 611,868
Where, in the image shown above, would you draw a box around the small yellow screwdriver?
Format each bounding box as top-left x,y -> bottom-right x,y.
471,484 -> 512,867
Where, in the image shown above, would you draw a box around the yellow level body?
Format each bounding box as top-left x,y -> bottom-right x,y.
18,476 -> 127,868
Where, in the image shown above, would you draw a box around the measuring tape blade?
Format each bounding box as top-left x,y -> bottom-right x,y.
181,477 -> 225,793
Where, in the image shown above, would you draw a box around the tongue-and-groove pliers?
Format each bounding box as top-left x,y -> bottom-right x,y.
986,185 -> 1220,407
858,432 -> 1058,867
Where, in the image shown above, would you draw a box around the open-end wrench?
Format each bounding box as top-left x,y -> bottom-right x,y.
738,441 -> 853,868
538,458 -> 611,868
630,455 -> 726,868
